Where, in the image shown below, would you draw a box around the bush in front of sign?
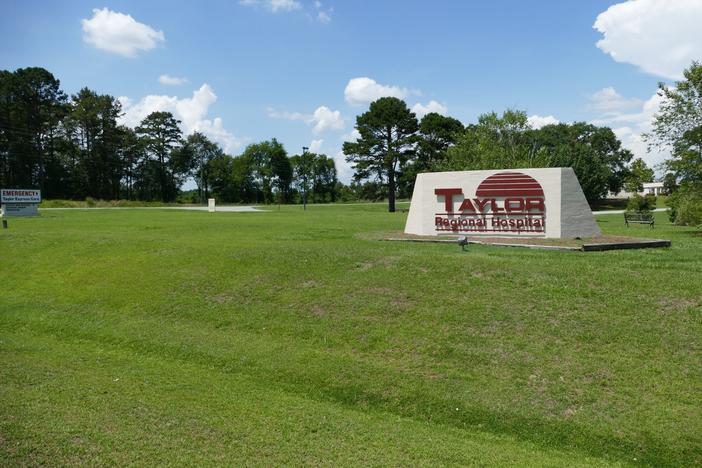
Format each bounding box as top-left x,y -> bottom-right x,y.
667,184 -> 702,226
626,194 -> 656,213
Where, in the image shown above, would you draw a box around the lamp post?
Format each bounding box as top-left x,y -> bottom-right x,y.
302,146 -> 309,211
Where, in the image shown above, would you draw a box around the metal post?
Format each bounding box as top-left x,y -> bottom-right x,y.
2,219 -> 7,229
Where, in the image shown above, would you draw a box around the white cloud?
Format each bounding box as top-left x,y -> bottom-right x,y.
158,74 -> 188,86
334,150 -> 355,184
117,96 -> 132,109
240,0 -> 301,13
590,90 -> 669,168
267,105 -> 344,134
344,77 -> 412,106
309,139 -> 324,153
411,100 -> 448,119
341,129 -> 361,142
312,0 -> 332,23
527,115 -> 559,129
587,86 -> 642,113
82,8 -> 164,57
310,106 -> 344,133
593,0 -> 702,79
119,84 -> 245,153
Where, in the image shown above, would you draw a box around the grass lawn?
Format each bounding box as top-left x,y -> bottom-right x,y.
1,206 -> 700,466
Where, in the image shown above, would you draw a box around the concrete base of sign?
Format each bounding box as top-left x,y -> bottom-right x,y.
383,235 -> 670,251
1,203 -> 39,217
405,167 -> 601,239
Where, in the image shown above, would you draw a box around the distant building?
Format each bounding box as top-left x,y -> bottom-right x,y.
642,182 -> 665,196
609,182 -> 666,199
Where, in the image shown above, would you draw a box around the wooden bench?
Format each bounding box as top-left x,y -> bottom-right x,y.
624,212 -> 654,228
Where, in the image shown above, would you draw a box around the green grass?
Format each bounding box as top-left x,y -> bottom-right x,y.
1,206 -> 700,466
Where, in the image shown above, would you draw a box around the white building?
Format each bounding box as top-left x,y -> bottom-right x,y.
609,181 -> 666,199
642,182 -> 665,196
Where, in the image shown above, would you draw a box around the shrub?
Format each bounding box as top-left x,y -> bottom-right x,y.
626,194 -> 656,213
668,185 -> 702,226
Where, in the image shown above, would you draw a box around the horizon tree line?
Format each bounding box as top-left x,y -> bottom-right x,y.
3,65 -> 681,211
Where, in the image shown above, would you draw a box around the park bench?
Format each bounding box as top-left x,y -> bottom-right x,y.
624,211 -> 654,228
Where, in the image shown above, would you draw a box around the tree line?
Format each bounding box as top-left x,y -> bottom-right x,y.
0,67 -> 338,204
6,65 -> 695,216
343,99 -> 639,212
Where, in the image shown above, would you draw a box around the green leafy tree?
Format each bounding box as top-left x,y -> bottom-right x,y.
531,123 -> 632,202
401,112 -> 463,195
290,152 -> 338,203
442,110 -> 539,171
647,61 -> 702,225
242,139 -> 291,204
343,97 -> 419,212
648,61 -> 702,153
65,88 -> 124,199
178,132 -> 223,203
136,111 -> 183,201
290,150 -> 314,205
444,112 -> 631,203
624,158 -> 654,193
117,126 -> 144,200
0,67 -> 67,192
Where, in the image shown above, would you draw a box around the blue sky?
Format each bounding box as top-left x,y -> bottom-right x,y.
2,0 -> 701,182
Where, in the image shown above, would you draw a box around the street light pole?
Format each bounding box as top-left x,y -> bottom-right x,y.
302,146 -> 309,211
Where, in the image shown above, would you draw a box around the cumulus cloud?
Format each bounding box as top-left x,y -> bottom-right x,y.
267,105 -> 344,134
119,84 -> 245,153
411,100 -> 448,119
344,77 -> 413,106
309,139 -> 324,153
240,0 -> 301,13
341,129 -> 361,142
589,90 -> 668,168
82,8 -> 164,57
311,0 -> 332,23
527,115 -> 559,129
593,0 -> 702,79
158,74 -> 188,86
334,150 -> 355,184
587,86 -> 642,113
317,10 -> 332,23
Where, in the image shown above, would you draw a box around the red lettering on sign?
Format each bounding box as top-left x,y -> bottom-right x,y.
434,188 -> 463,212
504,198 -> 525,212
458,198 -> 475,212
525,198 -> 545,212
474,198 -> 491,212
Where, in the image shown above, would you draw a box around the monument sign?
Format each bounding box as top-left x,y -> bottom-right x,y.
405,168 -> 600,238
1,189 -> 41,217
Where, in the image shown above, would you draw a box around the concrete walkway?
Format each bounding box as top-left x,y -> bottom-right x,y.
592,208 -> 668,215
40,206 -> 266,212
39,205 -> 668,215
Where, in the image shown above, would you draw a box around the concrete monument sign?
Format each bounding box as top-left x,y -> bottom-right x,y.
1,189 -> 41,217
404,168 -> 600,238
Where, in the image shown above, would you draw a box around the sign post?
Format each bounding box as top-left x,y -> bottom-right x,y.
1,189 -> 41,218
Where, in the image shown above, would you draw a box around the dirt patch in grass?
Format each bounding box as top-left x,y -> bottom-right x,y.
658,297 -> 699,312
354,256 -> 401,271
